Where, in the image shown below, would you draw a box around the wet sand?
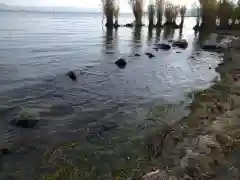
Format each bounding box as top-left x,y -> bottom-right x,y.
144,37 -> 240,180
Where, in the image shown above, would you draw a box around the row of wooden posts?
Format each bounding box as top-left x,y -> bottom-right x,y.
102,0 -> 240,31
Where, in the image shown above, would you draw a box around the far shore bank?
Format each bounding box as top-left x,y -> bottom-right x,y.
142,35 -> 240,180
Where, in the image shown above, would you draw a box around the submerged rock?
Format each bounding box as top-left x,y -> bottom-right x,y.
202,44 -> 222,51
0,148 -> 11,155
125,23 -> 134,28
172,39 -> 188,49
101,122 -> 118,132
134,53 -> 141,57
66,71 -> 77,81
11,108 -> 39,128
145,52 -> 156,58
155,43 -> 171,50
115,58 -> 127,69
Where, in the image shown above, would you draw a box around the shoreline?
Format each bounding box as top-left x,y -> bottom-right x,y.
143,37 -> 240,179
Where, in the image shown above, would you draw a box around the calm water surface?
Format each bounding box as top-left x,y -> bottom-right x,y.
0,11 -> 222,179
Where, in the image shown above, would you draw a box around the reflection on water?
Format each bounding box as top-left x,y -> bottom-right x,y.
178,27 -> 183,40
156,27 -> 162,42
132,27 -> 142,53
147,27 -> 153,45
163,26 -> 175,40
0,11 -> 223,180
105,28 -> 114,52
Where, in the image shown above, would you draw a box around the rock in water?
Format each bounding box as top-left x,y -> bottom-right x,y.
11,108 -> 39,128
145,52 -> 155,58
66,71 -> 77,81
134,53 -> 141,57
125,23 -> 134,27
65,71 -> 77,81
155,43 -> 171,50
202,44 -> 222,51
115,58 -> 127,69
172,39 -> 188,49
1,148 -> 11,155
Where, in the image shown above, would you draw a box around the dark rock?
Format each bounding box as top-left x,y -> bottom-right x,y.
193,25 -> 200,31
172,39 -> 188,49
114,20 -> 119,29
102,122 -> 118,132
1,148 -> 11,155
125,23 -> 134,28
12,119 -> 39,128
209,67 -> 212,69
106,51 -> 114,54
155,43 -> 171,50
196,52 -> 200,55
145,52 -> 155,58
11,108 -> 39,128
202,44 -> 222,51
66,71 -> 77,81
176,51 -> 181,53
115,58 -> 127,69
134,53 -> 141,57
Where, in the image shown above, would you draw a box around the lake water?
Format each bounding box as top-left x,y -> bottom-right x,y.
0,10 -> 222,179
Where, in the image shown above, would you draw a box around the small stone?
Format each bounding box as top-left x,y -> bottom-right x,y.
1,148 -> 11,155
134,53 -> 141,57
155,43 -> 171,50
11,108 -> 39,128
172,39 -> 188,49
202,44 -> 222,51
176,51 -> 181,53
66,71 -> 77,81
145,52 -> 155,58
209,67 -> 212,69
115,58 -> 127,69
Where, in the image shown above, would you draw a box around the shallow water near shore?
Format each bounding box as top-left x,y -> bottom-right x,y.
0,11 -> 223,179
